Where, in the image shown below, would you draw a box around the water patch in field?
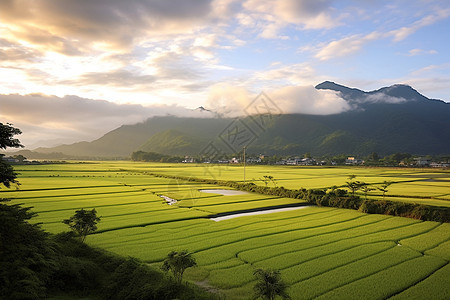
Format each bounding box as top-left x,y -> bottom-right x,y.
199,189 -> 248,196
159,195 -> 177,205
210,206 -> 310,221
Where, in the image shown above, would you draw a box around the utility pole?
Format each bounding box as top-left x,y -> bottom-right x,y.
243,146 -> 246,183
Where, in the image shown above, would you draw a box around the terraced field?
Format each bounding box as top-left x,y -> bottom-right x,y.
2,162 -> 449,299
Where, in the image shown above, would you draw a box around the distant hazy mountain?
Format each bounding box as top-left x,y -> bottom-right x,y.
18,82 -> 450,158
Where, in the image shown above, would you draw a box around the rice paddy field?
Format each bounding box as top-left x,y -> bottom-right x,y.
2,161 -> 449,299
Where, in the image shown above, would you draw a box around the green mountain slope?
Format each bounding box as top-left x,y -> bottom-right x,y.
22,82 -> 450,158
138,129 -> 208,155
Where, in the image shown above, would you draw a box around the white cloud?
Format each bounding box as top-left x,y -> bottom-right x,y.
314,32 -> 382,61
205,83 -> 351,117
240,0 -> 343,39
270,85 -> 351,114
308,6 -> 450,61
407,48 -> 438,56
389,8 -> 450,42
362,93 -> 407,104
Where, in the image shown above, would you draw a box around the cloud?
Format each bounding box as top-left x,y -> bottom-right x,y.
0,93 -> 215,148
0,0 -> 214,53
273,0 -> 340,29
314,32 -> 382,61
407,49 -> 438,56
270,86 -> 351,114
205,83 -> 351,117
205,83 -> 252,117
310,6 -> 450,61
362,93 -> 407,104
389,8 -> 450,42
0,39 -> 42,64
240,0 -> 342,39
61,69 -> 157,87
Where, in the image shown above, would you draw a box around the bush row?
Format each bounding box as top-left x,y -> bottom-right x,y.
151,174 -> 449,223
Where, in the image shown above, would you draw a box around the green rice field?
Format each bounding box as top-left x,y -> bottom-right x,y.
2,161 -> 449,299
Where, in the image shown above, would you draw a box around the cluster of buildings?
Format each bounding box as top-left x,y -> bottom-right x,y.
276,157 -> 326,166
181,155 -> 449,168
1,155 -> 60,165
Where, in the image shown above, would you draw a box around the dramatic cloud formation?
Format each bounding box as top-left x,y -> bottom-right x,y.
1,0 -> 449,147
271,86 -> 351,114
0,0 -> 214,52
1,85 -> 352,148
203,84 -> 350,116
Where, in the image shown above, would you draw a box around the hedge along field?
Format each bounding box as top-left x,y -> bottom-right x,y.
128,162 -> 450,207
2,161 -> 450,299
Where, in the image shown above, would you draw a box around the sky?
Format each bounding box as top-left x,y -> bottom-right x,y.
1,0 -> 449,149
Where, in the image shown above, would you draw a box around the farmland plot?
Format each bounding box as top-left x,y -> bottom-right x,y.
2,162 -> 449,299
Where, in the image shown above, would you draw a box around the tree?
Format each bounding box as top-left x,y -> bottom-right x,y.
346,175 -> 363,196
0,123 -> 23,188
378,181 -> 392,200
360,183 -> 375,200
0,123 -> 23,150
13,154 -> 27,163
253,269 -> 290,300
63,208 -> 101,242
0,200 -> 55,299
261,175 -> 277,187
161,250 -> 197,284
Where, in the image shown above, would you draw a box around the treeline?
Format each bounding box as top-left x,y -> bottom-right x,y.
151,174 -> 449,223
131,151 -> 183,162
0,199 -> 216,300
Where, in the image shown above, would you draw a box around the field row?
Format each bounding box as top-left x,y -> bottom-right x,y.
4,162 -> 449,299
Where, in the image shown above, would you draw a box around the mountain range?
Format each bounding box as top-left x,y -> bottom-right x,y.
12,82 -> 450,159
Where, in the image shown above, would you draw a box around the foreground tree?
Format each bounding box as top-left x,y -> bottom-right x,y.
0,123 -> 23,188
161,250 -> 197,284
253,269 -> 290,300
63,208 -> 101,242
0,200 -> 56,299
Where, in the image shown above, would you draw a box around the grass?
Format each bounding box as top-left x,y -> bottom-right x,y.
2,161 -> 449,299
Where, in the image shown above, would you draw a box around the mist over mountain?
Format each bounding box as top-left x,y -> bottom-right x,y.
14,82 -> 450,159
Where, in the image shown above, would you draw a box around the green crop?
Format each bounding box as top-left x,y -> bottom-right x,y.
3,161 -> 449,299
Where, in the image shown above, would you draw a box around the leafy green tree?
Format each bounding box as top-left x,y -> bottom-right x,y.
63,209 -> 101,242
253,269 -> 290,300
0,123 -> 23,188
0,200 -> 56,299
13,154 -> 27,162
0,122 -> 23,149
161,250 -> 197,284
0,123 -> 55,298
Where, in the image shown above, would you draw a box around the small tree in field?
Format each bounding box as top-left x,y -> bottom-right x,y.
253,269 -> 290,300
378,181 -> 392,200
261,175 -> 277,187
161,250 -> 197,284
360,183 -> 375,200
63,208 -> 101,242
346,175 -> 363,196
